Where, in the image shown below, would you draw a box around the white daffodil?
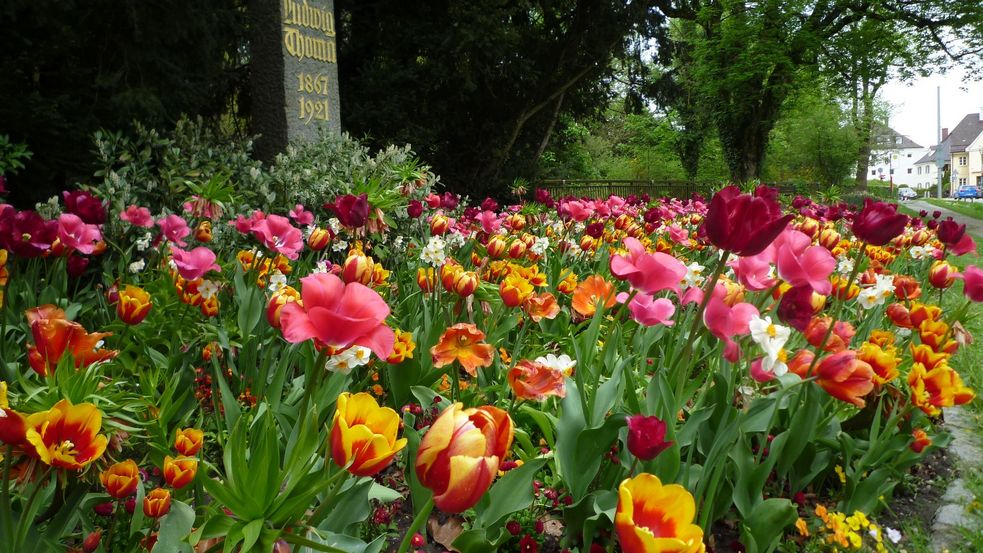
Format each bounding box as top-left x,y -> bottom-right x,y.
682,262 -> 706,289
748,315 -> 791,358
535,353 -> 576,375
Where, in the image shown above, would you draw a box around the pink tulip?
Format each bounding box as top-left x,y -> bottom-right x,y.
732,248 -> 778,291
559,199 -> 591,222
170,246 -> 220,280
252,214 -> 303,260
703,288 -> 760,362
158,215 -> 191,247
667,225 -> 689,245
962,265 -> 983,302
120,205 -> 154,228
279,273 -> 395,359
232,210 -> 266,235
289,204 -> 314,226
610,237 -> 687,296
57,213 -> 102,254
476,211 -> 502,234
950,233 -> 977,257
775,230 -> 835,295
617,292 -> 675,326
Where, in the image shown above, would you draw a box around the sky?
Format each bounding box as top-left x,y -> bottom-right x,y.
881,66 -> 983,148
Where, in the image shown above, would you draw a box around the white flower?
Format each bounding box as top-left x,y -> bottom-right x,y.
312,260 -> 330,274
551,221 -> 565,235
760,353 -> 788,377
885,527 -> 902,544
535,353 -> 576,375
681,262 -> 706,289
327,218 -> 342,234
393,236 -> 405,249
128,259 -> 146,273
446,232 -> 466,249
135,233 -> 153,252
837,257 -> 854,275
332,239 -> 348,252
420,236 -> 447,267
304,225 -> 316,238
268,270 -> 287,292
324,346 -> 373,374
573,222 -> 585,235
896,327 -> 912,338
531,236 -> 549,256
857,288 -> 883,309
748,316 -> 791,358
198,280 -> 219,300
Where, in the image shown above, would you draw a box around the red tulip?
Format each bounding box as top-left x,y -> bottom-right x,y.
327,193 -> 370,228
703,185 -> 792,256
626,415 -> 672,461
851,199 -> 907,246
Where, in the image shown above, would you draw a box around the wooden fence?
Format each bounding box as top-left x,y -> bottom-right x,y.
535,179 -> 810,199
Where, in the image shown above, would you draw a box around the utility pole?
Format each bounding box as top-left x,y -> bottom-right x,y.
936,86 -> 943,198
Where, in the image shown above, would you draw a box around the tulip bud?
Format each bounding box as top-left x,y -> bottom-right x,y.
911,429 -> 932,453
893,274 -> 921,300
797,217 -> 820,238
507,239 -> 527,259
116,285 -> 152,325
195,220 -> 212,243
307,227 -> 331,251
579,235 -> 596,252
342,252 -> 375,285
818,227 -> 841,251
453,271 -> 479,298
94,501 -> 115,517
911,228 -> 931,246
174,427 -> 205,456
143,488 -> 171,518
430,214 -> 450,236
417,267 -> 436,292
163,456 -> 198,489
100,459 -> 140,499
83,530 -> 101,553
506,213 -> 526,231
486,235 -> 507,259
929,260 -> 957,289
267,285 -> 301,328
626,415 -> 672,461
440,262 -> 463,291
886,303 -> 913,328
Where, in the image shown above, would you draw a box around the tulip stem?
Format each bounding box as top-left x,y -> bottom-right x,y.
627,458 -> 639,478
396,496 -> 434,553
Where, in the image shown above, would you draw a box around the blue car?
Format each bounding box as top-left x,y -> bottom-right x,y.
955,185 -> 980,200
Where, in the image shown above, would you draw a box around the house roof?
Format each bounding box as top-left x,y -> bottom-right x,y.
915,148 -> 938,165
942,112 -> 983,153
872,124 -> 923,149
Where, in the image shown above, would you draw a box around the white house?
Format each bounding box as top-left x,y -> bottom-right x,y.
912,148 -> 941,191
867,126 -> 929,188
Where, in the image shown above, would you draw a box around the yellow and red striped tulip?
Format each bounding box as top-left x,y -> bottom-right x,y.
116,285 -> 152,325
100,459 -> 140,498
415,403 -> 513,513
615,473 -> 705,553
24,399 -> 109,470
163,455 -> 198,488
330,392 -> 407,477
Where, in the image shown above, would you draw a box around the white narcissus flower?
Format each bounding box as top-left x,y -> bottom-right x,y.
128,259 -> 146,273
681,262 -> 706,289
748,315 -> 791,358
198,280 -> 219,300
268,270 -> 287,292
531,236 -> 549,256
324,346 -> 373,374
535,353 -> 576,375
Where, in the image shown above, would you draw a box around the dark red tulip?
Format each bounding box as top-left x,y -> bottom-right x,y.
851,199 -> 907,246
625,414 -> 672,461
534,188 -> 554,207
480,197 -> 499,212
440,191 -> 459,210
703,185 -> 793,256
927,219 -> 938,230
67,254 -> 90,277
62,190 -> 107,225
2,209 -> 58,257
937,219 -> 966,247
932,210 -> 941,219
326,193 -> 370,228
777,284 -> 815,332
585,222 -> 604,239
0,175 -> 7,196
918,210 -> 928,218
407,199 -> 424,219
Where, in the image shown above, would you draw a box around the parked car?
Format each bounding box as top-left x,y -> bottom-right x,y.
955,185 -> 979,200
897,186 -> 918,201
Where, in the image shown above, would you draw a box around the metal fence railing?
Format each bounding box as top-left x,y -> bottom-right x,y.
535,179 -> 810,199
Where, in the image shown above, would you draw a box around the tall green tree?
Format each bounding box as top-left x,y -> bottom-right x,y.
653,0 -> 983,183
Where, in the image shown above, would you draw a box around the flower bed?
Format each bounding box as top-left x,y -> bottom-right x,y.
0,179 -> 978,553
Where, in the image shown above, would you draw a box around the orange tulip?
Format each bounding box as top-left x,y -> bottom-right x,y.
910,344 -> 949,371
174,427 -> 204,456
116,285 -> 152,325
892,274 -> 921,300
499,273 -> 534,307
571,275 -> 617,317
857,342 -> 900,385
523,292 -> 560,322
908,362 -> 975,416
507,360 -> 566,401
199,296 -> 220,318
143,488 -> 172,518
386,329 -> 416,364
789,350 -> 874,408
100,459 -> 140,498
330,392 -> 407,477
910,429 -> 932,453
25,307 -> 116,377
803,316 -> 855,353
918,319 -> 958,354
194,220 -> 212,243
24,399 -> 108,469
430,323 -> 495,376
415,403 -> 513,513
417,267 -> 436,293
163,455 -> 198,488
886,303 -> 913,329
615,473 -> 705,553
909,302 -> 941,328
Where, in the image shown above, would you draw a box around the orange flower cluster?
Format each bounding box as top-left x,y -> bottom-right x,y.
386,329 -> 416,364
904,304 -> 975,415
431,323 -> 494,376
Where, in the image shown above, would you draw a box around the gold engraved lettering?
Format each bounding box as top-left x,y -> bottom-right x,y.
283,26 -> 337,63
282,0 -> 335,37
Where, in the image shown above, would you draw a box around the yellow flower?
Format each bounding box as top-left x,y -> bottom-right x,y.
24,399 -> 109,470
835,465 -> 847,484
615,473 -> 705,553
386,329 -> 416,364
330,392 -> 407,477
795,518 -> 809,537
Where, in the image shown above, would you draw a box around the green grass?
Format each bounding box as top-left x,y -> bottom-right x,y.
924,199 -> 983,221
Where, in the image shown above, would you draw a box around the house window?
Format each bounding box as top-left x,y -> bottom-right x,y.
907,153 -> 912,158
890,169 -> 895,175
907,168 -> 912,174
978,176 -> 982,186
896,137 -> 902,145
917,167 -> 922,174
871,170 -> 876,176
959,177 -> 967,186
959,156 -> 967,166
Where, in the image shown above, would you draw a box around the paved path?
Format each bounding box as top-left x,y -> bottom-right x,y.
906,199 -> 983,238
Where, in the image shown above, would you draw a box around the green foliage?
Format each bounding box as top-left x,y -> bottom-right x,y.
0,135 -> 32,176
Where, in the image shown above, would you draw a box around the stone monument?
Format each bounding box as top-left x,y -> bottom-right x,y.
251,0 -> 341,161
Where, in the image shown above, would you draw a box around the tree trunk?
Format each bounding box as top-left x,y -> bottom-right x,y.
852,76 -> 880,191
533,92 -> 565,165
